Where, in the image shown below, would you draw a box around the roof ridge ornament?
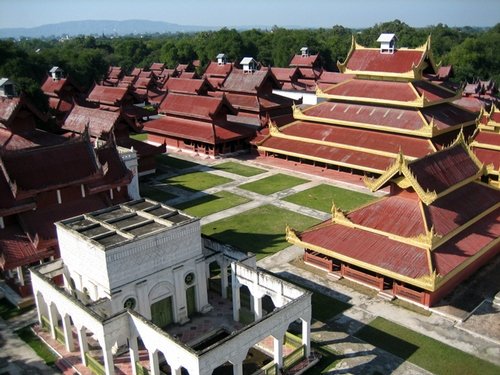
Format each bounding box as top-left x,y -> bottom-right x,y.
330,200 -> 353,226
268,120 -> 281,136
285,224 -> 300,242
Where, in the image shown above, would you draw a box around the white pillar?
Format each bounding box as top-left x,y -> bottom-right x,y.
232,284 -> 240,322
273,335 -> 284,368
48,303 -> 57,339
233,361 -> 243,375
102,340 -> 115,375
172,365 -> 182,375
221,265 -> 228,299
302,317 -> 311,357
62,314 -> 75,352
77,326 -> 89,366
148,350 -> 160,375
34,292 -> 43,327
17,266 -> 25,286
129,337 -> 139,375
253,294 -> 262,321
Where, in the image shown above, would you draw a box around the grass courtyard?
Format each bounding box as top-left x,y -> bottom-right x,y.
355,317 -> 500,375
156,154 -> 200,170
162,171 -> 233,192
212,161 -> 266,177
238,173 -> 309,195
202,205 -> 321,260
283,184 -> 376,213
173,191 -> 251,217
140,184 -> 176,202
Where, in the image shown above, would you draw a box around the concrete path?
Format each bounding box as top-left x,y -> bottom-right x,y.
0,315 -> 58,375
258,246 -> 500,369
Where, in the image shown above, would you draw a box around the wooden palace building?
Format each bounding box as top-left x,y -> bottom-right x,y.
286,134 -> 500,306
256,34 -> 477,177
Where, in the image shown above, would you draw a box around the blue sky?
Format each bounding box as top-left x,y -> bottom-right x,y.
1,0 -> 498,29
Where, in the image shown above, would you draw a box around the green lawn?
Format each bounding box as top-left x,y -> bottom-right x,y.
162,171 -> 233,192
212,162 -> 266,177
140,184 -> 176,202
283,184 -> 375,213
238,173 -> 309,195
202,205 -> 321,260
0,298 -> 33,320
174,191 -> 251,217
16,326 -> 58,366
156,154 -> 200,170
129,132 -> 148,141
355,317 -> 500,375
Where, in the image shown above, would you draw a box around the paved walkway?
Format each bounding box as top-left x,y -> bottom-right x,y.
0,314 -> 58,375
258,246 -> 500,371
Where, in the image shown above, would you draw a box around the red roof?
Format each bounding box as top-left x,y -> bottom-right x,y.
0,224 -> 52,269
0,127 -> 66,151
346,48 -> 425,74
1,139 -> 102,197
259,135 -> 394,172
317,71 -> 354,85
41,77 -> 68,96
0,96 -> 48,128
289,54 -> 319,68
107,66 -> 124,79
473,148 -> 499,170
204,61 -> 233,78
150,63 -> 165,71
165,78 -> 213,95
0,96 -> 21,124
433,209 -> 500,276
302,100 -> 473,133
222,68 -> 281,94
323,79 -> 418,102
297,68 -> 320,80
300,221 -> 430,279
159,93 -> 236,120
87,85 -> 129,106
271,67 -> 301,82
62,105 -> 121,137
424,182 -> 500,236
412,80 -> 456,102
474,131 -> 500,146
347,194 -> 425,238
279,121 -> 434,157
144,115 -> 254,144
224,92 -> 293,112
408,144 -> 480,194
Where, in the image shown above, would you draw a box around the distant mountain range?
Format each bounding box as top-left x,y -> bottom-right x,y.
0,20 -> 224,39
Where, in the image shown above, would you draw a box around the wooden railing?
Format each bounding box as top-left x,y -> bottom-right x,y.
393,283 -> 424,304
283,345 -> 306,370
304,251 -> 333,271
85,352 -> 105,375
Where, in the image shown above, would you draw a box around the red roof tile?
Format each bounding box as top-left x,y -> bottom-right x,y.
289,54 -> 319,68
424,182 -> 500,236
271,67 -> 301,82
41,77 -> 68,96
347,195 -> 425,237
279,121 -> 434,157
473,148 -> 499,170
433,209 -> 500,276
412,80 -> 456,102
159,93 -> 236,120
150,63 -> 165,71
346,48 -> 425,74
0,96 -> 21,124
317,71 -> 354,85
0,127 -> 66,151
165,78 -> 213,95
420,104 -> 476,130
322,79 -> 418,102
204,61 -> 233,78
408,144 -> 480,194
87,85 -> 129,106
222,68 -> 281,94
300,221 -> 430,278
62,105 -> 121,137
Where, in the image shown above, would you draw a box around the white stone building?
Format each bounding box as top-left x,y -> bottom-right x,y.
31,199 -> 313,375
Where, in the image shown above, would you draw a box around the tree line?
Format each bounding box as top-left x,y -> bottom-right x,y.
0,20 -> 498,111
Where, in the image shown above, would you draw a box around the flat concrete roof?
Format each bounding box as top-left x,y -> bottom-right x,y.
57,198 -> 196,250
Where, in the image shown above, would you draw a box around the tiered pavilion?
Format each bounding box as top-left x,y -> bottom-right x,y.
287,134 -> 500,306
256,34 -> 477,176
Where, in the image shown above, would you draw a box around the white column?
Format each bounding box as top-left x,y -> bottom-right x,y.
17,266 -> 25,286
233,361 -> 243,375
302,317 -> 311,357
48,303 -> 57,339
102,340 -> 115,375
232,284 -> 241,322
129,336 -> 139,375
171,365 -> 182,375
221,264 -> 228,299
62,314 -> 75,352
253,294 -> 262,321
34,292 -> 43,327
148,350 -> 160,375
273,335 -> 284,368
77,326 -> 89,366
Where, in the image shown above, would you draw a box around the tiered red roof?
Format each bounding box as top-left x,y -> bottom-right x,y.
165,77 -> 214,95
289,140 -> 499,302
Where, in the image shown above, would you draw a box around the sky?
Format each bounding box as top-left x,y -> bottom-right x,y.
0,0 -> 498,29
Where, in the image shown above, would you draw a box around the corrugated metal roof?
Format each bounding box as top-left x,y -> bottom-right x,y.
346,49 -> 424,73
